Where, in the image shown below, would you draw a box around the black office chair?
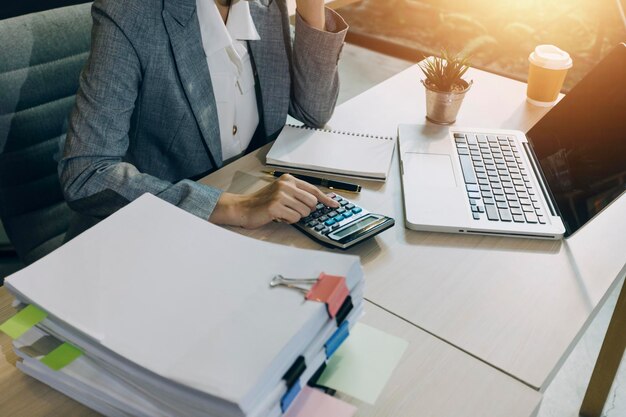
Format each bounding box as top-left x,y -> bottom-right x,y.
0,3 -> 92,264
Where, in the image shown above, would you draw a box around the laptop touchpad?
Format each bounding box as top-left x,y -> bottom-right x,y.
403,153 -> 457,188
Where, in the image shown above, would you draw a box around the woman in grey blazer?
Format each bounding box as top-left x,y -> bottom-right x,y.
59,0 -> 346,234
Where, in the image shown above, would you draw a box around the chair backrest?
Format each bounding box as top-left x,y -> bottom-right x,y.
0,3 -> 91,264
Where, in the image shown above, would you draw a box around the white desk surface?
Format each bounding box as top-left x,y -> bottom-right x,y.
200,64 -> 626,391
0,63 -> 617,417
341,302 -> 541,417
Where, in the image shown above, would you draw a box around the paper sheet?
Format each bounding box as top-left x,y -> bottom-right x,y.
284,386 -> 357,417
317,322 -> 408,404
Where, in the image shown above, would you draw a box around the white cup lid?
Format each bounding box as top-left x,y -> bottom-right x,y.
529,45 -> 573,70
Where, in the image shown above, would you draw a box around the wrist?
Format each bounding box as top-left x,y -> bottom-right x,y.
296,1 -> 326,31
209,193 -> 247,227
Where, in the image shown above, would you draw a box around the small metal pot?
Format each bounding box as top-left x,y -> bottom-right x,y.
422,79 -> 472,125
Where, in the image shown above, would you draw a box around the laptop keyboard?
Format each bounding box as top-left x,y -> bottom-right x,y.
454,132 -> 546,224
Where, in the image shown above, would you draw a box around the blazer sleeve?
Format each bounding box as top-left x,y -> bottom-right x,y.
58,4 -> 222,221
288,8 -> 348,128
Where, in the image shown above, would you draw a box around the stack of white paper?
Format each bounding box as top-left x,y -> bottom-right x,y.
3,194 -> 365,417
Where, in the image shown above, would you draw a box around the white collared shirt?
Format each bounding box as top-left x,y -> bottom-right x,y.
196,0 -> 261,161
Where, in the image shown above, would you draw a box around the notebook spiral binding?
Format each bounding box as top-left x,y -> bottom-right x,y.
287,124 -> 394,141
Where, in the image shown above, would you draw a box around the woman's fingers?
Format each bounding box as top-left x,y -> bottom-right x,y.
269,203 -> 302,224
285,175 -> 340,208
280,192 -> 312,218
291,186 -> 318,210
222,174 -> 345,229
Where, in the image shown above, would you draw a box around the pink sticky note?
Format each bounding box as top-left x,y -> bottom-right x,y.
284,386 -> 357,417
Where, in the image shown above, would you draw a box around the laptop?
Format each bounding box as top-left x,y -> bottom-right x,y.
398,43 -> 626,239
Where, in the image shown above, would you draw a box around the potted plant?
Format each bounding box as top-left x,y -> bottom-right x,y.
419,51 -> 472,125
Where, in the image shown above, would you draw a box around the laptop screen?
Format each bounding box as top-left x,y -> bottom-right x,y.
527,43 -> 626,236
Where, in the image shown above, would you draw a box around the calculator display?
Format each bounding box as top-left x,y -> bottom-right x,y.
332,216 -> 379,238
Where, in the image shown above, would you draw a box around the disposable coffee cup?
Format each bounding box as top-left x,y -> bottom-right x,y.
527,45 -> 572,107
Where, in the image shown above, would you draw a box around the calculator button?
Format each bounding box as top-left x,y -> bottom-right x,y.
327,211 -> 338,218
306,220 -> 318,228
340,200 -> 349,206
333,215 -> 344,222
321,227 -> 332,235
336,208 -> 346,214
332,195 -> 342,201
472,212 -> 480,220
318,215 -> 329,222
343,211 -> 353,218
346,203 -> 355,210
316,203 -> 325,210
324,219 -> 336,226
352,207 -> 362,214
311,211 -> 322,219
332,223 -> 341,230
314,224 -> 325,231
327,193 -> 336,198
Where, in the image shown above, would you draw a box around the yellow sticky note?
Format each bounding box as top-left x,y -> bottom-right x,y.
0,304 -> 47,339
317,323 -> 408,404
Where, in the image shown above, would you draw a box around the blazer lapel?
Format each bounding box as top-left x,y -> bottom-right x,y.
248,0 -> 291,136
163,0 -> 223,167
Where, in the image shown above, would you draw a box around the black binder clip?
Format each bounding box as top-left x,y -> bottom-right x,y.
281,355 -> 306,413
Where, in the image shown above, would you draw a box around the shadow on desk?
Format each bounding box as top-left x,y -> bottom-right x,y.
400,227 -> 563,255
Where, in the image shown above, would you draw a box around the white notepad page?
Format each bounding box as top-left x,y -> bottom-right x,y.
4,194 -> 363,413
266,125 -> 396,181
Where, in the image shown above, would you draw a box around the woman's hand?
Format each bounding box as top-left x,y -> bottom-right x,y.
296,0 -> 326,31
209,174 -> 339,229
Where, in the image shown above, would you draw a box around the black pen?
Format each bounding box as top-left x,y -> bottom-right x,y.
263,170 -> 362,193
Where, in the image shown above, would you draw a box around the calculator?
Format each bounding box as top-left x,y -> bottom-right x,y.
294,193 -> 395,249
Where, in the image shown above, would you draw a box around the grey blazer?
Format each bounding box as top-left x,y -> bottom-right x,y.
59,0 -> 347,228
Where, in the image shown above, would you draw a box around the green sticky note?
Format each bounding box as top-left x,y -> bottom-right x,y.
40,342 -> 83,371
317,322 -> 408,404
0,304 -> 47,339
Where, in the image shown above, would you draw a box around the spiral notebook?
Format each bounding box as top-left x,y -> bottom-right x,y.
266,124 -> 396,181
